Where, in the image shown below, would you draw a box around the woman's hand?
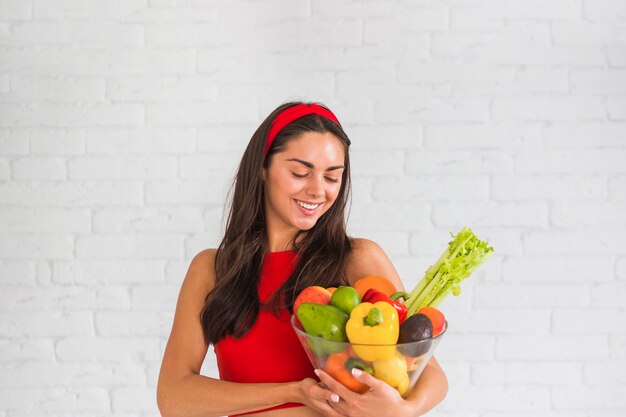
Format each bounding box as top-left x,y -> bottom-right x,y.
297,377 -> 348,417
314,368 -> 411,417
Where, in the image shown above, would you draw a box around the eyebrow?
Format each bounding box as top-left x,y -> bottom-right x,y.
286,158 -> 345,171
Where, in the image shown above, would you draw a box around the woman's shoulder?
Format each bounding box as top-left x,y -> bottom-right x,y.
345,237 -> 404,290
346,237 -> 389,271
193,247 -> 218,262
184,248 -> 218,292
190,248 -> 217,271
348,237 -> 384,257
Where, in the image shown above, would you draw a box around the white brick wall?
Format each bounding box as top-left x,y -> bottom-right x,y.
0,0 -> 625,416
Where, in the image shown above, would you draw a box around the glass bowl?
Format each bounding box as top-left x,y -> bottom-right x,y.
290,315 -> 447,398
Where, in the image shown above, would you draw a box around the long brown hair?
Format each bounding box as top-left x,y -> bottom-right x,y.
200,101 -> 353,344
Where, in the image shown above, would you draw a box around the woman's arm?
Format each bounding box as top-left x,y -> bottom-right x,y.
156,249 -> 340,417
401,355 -> 448,416
159,374 -> 300,417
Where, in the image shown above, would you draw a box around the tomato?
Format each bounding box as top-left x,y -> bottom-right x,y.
417,306 -> 445,336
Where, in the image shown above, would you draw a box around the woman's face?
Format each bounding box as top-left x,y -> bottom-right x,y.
262,131 -> 345,236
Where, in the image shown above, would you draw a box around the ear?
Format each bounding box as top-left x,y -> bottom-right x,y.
261,167 -> 267,182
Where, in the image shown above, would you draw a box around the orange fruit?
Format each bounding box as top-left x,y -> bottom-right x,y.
353,275 -> 397,298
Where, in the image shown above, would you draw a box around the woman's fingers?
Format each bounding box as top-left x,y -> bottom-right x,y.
315,369 -> 357,402
311,398 -> 345,417
349,367 -> 387,391
307,378 -> 347,417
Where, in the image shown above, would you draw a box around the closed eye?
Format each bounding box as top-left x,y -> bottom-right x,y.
292,172 -> 339,183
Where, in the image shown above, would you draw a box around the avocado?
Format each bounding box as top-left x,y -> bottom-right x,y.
397,313 -> 433,357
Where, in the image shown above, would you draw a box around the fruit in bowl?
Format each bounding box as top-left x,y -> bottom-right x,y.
291,226 -> 493,397
291,314 -> 447,397
293,293 -> 447,397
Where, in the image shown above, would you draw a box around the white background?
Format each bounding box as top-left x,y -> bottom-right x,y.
1,0 -> 625,416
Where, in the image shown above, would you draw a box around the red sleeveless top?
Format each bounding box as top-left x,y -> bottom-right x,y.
214,250 -> 317,416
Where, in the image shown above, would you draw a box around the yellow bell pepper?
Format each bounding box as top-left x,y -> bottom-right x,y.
346,301 -> 399,362
373,349 -> 409,396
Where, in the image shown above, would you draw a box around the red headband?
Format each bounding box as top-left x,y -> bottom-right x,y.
264,103 -> 341,157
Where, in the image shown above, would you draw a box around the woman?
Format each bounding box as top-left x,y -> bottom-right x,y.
156,101 -> 448,417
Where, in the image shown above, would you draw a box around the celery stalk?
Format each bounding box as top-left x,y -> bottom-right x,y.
404,247 -> 450,312
405,226 -> 494,316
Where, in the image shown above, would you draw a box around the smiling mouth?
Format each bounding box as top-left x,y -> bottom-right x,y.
294,199 -> 323,210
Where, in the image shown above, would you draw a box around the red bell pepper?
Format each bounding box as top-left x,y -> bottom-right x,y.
362,289 -> 408,324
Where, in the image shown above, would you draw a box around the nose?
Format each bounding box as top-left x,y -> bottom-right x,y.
306,175 -> 324,199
